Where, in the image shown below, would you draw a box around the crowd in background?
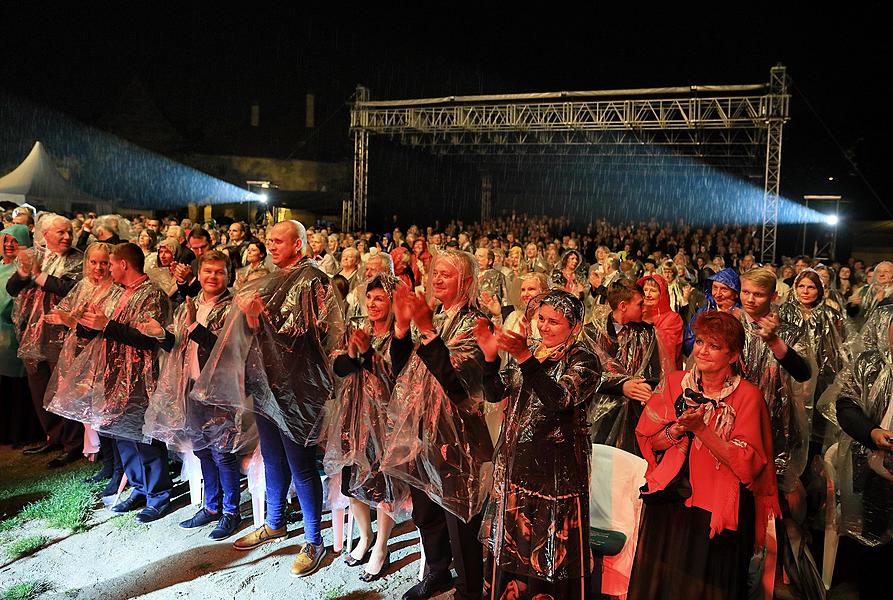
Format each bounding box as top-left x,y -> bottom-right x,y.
1,204 -> 892,600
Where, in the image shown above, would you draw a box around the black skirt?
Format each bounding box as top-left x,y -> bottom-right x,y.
628,485 -> 755,600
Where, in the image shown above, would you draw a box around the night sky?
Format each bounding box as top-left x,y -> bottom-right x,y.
2,3 -> 889,220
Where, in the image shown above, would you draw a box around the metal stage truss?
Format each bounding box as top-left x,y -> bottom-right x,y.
350,65 -> 789,263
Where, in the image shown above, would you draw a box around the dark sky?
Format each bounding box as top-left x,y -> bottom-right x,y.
2,3 -> 889,219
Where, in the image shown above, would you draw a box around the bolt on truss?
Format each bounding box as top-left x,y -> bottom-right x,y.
349,66 -> 788,239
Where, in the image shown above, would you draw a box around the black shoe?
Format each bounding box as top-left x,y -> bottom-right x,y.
208,513 -> 242,540
111,493 -> 147,513
401,571 -> 454,600
23,443 -> 62,455
135,504 -> 168,524
100,473 -> 126,498
179,508 -> 220,530
344,535 -> 376,566
359,552 -> 391,583
48,449 -> 82,469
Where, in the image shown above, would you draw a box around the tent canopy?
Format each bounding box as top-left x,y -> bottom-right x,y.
0,141 -> 109,212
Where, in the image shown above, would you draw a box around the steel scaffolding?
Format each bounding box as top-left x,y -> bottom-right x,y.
350,67 -> 788,259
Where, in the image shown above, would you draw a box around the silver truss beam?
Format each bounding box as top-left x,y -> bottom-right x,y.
760,66 -> 789,264
349,85 -> 370,230
481,173 -> 493,222
351,68 -> 788,244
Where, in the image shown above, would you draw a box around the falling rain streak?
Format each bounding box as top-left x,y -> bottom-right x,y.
367,137 -> 826,230
0,93 -> 263,209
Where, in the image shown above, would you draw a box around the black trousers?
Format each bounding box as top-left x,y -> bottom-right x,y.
26,360 -> 82,451
116,439 -> 172,510
411,485 -> 484,600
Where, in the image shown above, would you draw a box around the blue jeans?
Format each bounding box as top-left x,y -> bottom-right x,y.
194,448 -> 242,516
255,414 -> 322,545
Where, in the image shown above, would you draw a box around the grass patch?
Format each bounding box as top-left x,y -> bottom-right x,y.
3,535 -> 48,559
1,580 -> 50,600
109,514 -> 147,532
12,473 -> 102,532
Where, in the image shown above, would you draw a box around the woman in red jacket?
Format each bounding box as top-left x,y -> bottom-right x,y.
629,311 -> 779,600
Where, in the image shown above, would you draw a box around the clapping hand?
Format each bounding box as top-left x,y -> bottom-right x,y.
753,311 -> 780,342
79,304 -> 109,331
185,296 -> 197,326
236,292 -> 265,329
393,284 -> 415,332
496,319 -> 531,363
870,427 -> 893,451
173,262 -> 193,284
16,247 -> 33,278
677,404 -> 708,433
44,309 -> 74,328
473,317 -> 500,361
622,378 -> 654,405
480,292 -> 501,318
348,327 -> 371,359
137,316 -> 165,338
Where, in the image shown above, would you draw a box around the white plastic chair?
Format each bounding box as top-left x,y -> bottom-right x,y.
820,443 -> 840,591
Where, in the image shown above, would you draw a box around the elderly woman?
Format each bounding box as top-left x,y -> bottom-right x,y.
337,247 -> 361,289
324,274 -> 409,582
638,273 -> 684,374
630,311 -> 779,600
475,290 -> 601,599
682,267 -> 741,356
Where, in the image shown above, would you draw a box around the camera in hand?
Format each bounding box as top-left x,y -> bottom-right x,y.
674,388 -> 717,418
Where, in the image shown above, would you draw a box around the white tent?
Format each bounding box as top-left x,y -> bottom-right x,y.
0,141 -> 111,213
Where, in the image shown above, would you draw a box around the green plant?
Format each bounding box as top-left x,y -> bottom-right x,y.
3,535 -> 48,559
1,580 -> 50,600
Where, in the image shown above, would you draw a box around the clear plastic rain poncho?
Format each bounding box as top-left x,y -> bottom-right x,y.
45,279 -> 171,440
192,256 -> 345,447
581,303 -> 661,454
381,250 -> 495,522
323,275 -> 410,515
12,230 -> 83,367
479,267 -> 509,306
549,249 -> 587,293
778,270 -> 850,444
737,311 -> 814,493
143,291 -> 256,454
480,291 -> 601,584
44,269 -> 122,412
819,305 -> 893,547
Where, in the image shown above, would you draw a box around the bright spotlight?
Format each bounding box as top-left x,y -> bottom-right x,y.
825,214 -> 839,226
258,193 -> 269,203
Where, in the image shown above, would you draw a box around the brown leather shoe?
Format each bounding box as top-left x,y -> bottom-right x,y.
289,542 -> 327,577
232,524 -> 287,551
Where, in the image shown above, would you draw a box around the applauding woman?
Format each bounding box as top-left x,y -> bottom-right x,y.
324,274 -> 409,582
475,290 -> 601,600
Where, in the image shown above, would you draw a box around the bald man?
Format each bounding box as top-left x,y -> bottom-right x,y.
208,221 -> 343,577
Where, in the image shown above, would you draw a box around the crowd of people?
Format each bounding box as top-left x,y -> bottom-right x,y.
1,205 -> 892,600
